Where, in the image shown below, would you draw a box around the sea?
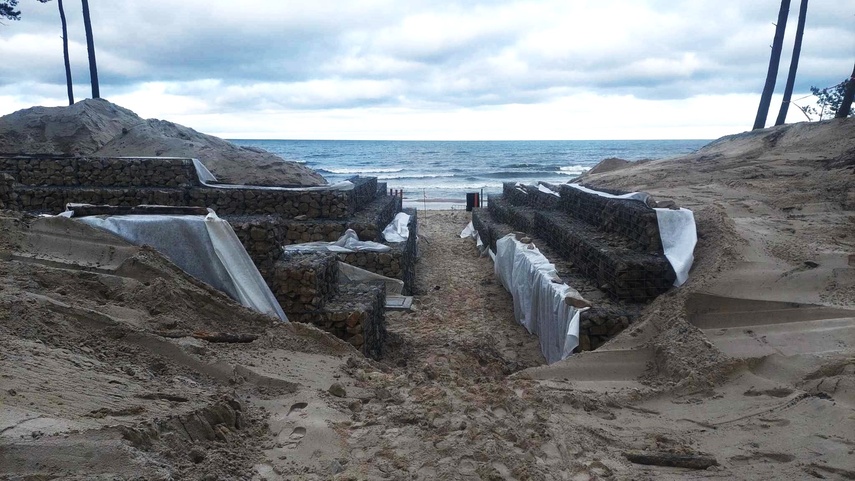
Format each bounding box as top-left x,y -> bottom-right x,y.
229,139 -> 710,209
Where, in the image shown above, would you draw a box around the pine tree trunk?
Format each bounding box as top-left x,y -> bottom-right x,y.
58,0 -> 74,105
834,64 -> 855,118
774,0 -> 808,126
753,0 -> 791,130
81,0 -> 99,99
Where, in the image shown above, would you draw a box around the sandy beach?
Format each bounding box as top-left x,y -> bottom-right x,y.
1,117 -> 854,480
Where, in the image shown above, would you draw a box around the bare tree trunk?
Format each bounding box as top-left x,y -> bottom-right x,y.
775,0 -> 808,126
753,0 -> 791,130
58,0 -> 74,105
834,63 -> 855,118
81,0 -> 99,99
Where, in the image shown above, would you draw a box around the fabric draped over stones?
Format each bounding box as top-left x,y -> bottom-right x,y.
494,234 -> 584,363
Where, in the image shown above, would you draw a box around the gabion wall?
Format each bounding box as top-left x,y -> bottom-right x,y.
501,182 -> 560,211
0,155 -> 402,359
0,155 -> 198,188
346,177 -> 380,215
287,282 -> 387,359
471,208 -> 513,254
268,252 -> 340,313
488,196 -> 536,233
228,216 -> 288,272
0,155 -> 379,219
347,194 -> 401,242
557,184 -> 662,252
10,186 -> 187,212
534,210 -> 674,301
186,188 -> 351,219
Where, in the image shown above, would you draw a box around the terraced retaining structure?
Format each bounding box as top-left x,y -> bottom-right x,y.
474,182 -> 678,350
0,154 -> 417,359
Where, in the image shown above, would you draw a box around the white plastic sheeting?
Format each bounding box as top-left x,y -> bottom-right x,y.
565,183 -> 696,286
536,183 -> 560,197
460,221 -> 486,255
494,234 -> 584,363
383,212 -> 411,242
283,229 -> 390,253
191,158 -> 354,191
338,262 -> 404,296
76,212 -> 288,322
566,183 -> 650,202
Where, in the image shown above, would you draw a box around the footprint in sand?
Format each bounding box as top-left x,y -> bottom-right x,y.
278,426 -> 306,449
287,402 -> 308,416
278,426 -> 307,449
289,426 -> 306,440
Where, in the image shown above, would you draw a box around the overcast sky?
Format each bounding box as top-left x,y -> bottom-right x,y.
1,0 -> 853,140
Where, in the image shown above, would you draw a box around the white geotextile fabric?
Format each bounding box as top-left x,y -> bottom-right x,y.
536,183 -> 560,197
383,212 -> 411,242
338,262 -> 404,296
191,158 -> 354,191
283,229 -> 390,253
565,183 -> 696,286
494,234 -> 583,363
76,212 -> 288,322
460,221 -> 486,255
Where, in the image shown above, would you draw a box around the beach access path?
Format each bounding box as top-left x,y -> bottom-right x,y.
384,209 -> 546,375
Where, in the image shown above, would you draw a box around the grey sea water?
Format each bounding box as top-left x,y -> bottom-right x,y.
230,139 -> 710,205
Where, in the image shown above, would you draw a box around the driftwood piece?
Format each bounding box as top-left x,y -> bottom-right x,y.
624,451 -> 719,470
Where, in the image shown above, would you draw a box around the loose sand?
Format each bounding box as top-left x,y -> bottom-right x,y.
1,118 -> 854,480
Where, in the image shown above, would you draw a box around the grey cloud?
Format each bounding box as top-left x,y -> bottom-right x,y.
1,0 -> 853,112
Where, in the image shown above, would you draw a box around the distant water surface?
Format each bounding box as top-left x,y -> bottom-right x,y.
229,139 -> 710,206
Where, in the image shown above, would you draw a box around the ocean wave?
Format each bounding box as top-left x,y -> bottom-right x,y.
320,167 -> 403,174
559,165 -> 592,173
480,171 -> 581,179
392,182 -> 505,191
501,163 -> 564,170
376,173 -> 457,180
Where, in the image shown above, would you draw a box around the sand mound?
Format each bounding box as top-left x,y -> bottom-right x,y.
0,99 -> 326,186
586,157 -> 633,175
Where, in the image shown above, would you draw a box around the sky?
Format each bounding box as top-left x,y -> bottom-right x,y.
0,0 -> 853,140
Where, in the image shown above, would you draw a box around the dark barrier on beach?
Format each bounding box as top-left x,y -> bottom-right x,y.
466,192 -> 480,211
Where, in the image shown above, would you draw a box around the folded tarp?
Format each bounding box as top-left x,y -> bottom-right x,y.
283,229 -> 390,253
76,212 -> 288,322
383,212 -> 411,242
565,183 -> 697,286
494,234 -> 584,363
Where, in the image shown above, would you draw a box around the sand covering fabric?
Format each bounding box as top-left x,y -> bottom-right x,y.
76,212 -> 288,321
494,234 -> 583,363
191,158 -> 354,191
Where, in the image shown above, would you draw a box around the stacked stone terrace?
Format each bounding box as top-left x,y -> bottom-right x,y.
473,182 -> 677,350
0,155 -> 419,358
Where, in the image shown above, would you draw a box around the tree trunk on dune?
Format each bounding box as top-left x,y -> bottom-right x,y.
81,0 -> 99,99
58,0 -> 74,105
834,63 -> 855,118
774,0 -> 808,126
753,0 -> 791,130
